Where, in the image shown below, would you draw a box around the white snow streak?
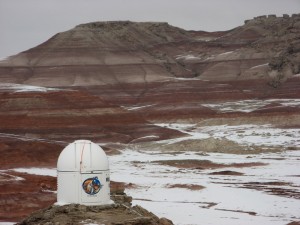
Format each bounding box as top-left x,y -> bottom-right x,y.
176,54 -> 201,60
0,133 -> 66,144
250,63 -> 269,69
218,51 -> 234,56
11,168 -> 57,177
202,99 -> 300,113
0,83 -> 59,93
123,104 -> 156,111
132,135 -> 160,142
0,171 -> 24,181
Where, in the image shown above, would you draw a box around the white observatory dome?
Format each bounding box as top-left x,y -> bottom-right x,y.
57,140 -> 109,172
57,140 -> 112,205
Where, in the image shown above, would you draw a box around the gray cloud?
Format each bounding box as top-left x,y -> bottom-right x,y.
0,0 -> 299,58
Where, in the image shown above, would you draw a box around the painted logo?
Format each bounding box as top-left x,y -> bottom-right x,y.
82,177 -> 102,195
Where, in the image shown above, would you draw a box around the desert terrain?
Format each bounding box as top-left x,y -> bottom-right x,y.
0,14 -> 300,224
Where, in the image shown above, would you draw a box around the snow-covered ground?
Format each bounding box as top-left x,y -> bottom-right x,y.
202,99 -> 300,113
5,143 -> 299,224
155,123 -> 300,148
200,124 -> 300,147
109,122 -> 300,224
110,149 -> 300,225
3,122 -> 299,225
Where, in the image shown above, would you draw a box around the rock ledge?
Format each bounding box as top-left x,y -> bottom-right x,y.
17,203 -> 173,225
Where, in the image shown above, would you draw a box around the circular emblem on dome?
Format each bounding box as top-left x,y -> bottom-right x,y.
82,177 -> 102,195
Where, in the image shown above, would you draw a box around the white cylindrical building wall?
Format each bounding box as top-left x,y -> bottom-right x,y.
57,140 -> 112,205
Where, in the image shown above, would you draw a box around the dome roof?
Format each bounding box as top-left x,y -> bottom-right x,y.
57,140 -> 109,172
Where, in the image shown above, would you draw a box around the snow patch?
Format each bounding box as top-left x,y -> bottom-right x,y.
80,222 -> 103,225
0,83 -> 59,93
203,55 -> 215,61
173,77 -> 202,81
176,54 -> 201,60
11,168 -> 57,177
155,123 -> 209,144
218,51 -> 234,56
155,123 -> 300,148
132,135 -> 160,142
0,171 -> 24,181
123,104 -> 156,111
202,100 -> 268,113
250,63 -> 269,69
271,98 -> 300,107
199,124 -> 300,147
0,133 -> 66,144
202,99 -> 300,113
81,223 -> 101,225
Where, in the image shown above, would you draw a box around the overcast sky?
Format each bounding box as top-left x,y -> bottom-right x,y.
0,0 -> 299,59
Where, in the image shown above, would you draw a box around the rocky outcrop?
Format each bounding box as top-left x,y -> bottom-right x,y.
268,42 -> 300,87
17,204 -> 173,225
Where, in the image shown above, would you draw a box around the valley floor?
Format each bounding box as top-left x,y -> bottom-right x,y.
110,149 -> 300,225
109,123 -> 300,225
1,122 -> 300,225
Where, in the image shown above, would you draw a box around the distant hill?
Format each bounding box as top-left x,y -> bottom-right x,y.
0,15 -> 299,87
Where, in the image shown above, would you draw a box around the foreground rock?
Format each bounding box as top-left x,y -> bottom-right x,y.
17,204 -> 173,225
